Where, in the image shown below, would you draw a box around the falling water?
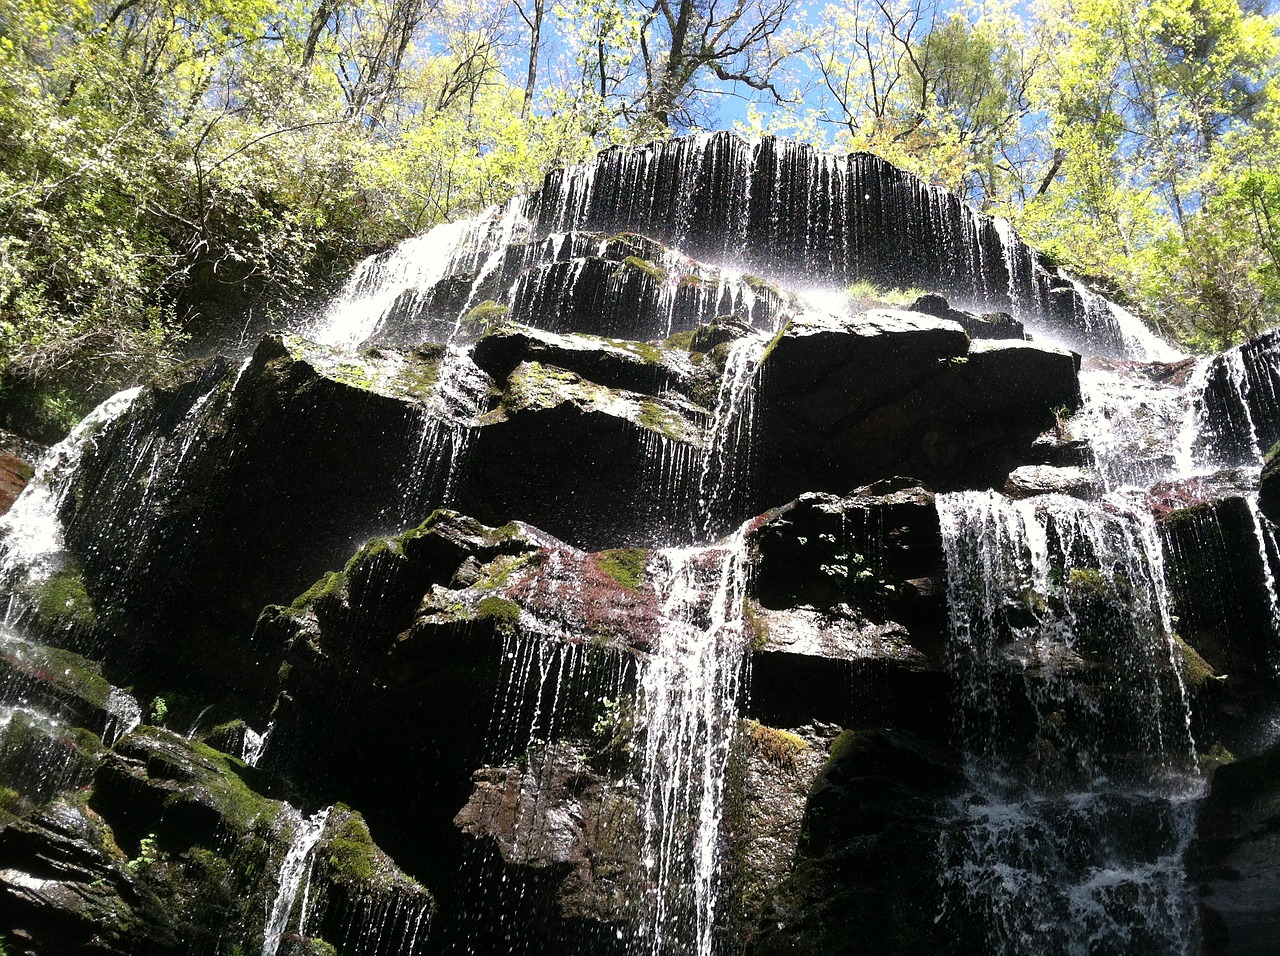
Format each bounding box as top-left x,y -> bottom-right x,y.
937,491 -> 1200,954
0,387 -> 141,616
694,333 -> 769,542
262,805 -> 332,956
635,529 -> 750,956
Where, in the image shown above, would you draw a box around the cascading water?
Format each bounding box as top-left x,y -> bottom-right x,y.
936,490 -> 1201,955
0,387 -> 140,619
635,530 -> 750,956
263,806 -> 332,956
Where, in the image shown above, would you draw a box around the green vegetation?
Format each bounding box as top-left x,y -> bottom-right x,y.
460,301 -> 511,336
749,0 -> 1280,351
596,548 -> 648,590
29,566 -> 98,632
323,809 -> 379,884
619,256 -> 667,283
475,596 -> 522,631
845,281 -> 923,307
745,720 -> 810,772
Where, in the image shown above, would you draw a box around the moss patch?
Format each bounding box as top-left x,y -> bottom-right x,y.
746,721 -> 809,772
461,300 -> 510,335
475,596 -> 521,628
619,256 -> 667,283
596,549 -> 648,590
290,570 -> 344,612
1175,635 -> 1219,691
30,566 -> 98,631
323,809 -> 378,884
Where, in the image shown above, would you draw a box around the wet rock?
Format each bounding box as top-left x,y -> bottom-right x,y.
1259,443 -> 1280,525
754,313 -> 1081,505
907,294 -> 1025,340
0,452 -> 34,516
1192,329 -> 1280,467
749,728 -> 971,956
472,324 -> 692,395
724,722 -> 834,941
1191,740 -> 1280,955
455,362 -> 706,547
454,743 -> 639,925
1003,464 -> 1101,499
1159,493 -> 1280,747
1028,430 -> 1092,467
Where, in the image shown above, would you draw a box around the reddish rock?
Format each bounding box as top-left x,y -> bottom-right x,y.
0,452 -> 33,515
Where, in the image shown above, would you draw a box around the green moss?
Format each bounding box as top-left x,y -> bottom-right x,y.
746,720 -> 809,771
1266,439 -> 1280,465
182,737 -> 278,831
743,598 -> 770,651
638,400 -> 687,440
290,570 -> 344,611
662,329 -> 698,352
1066,567 -> 1107,594
596,548 -> 648,590
758,321 -> 789,363
845,279 -> 924,306
460,300 -> 510,335
1175,635 -> 1220,691
824,729 -> 860,766
742,273 -> 774,292
619,256 -> 666,284
1198,740 -> 1236,773
323,810 -> 378,884
475,596 -> 521,631
391,347 -> 444,400
330,360 -> 377,390
601,336 -> 663,364
29,566 -> 97,631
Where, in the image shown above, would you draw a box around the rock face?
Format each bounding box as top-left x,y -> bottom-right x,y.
2,133 -> 1280,956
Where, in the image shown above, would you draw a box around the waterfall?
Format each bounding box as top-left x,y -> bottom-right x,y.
937,491 -> 1201,954
694,333 -> 769,542
0,387 -> 140,618
635,529 -> 750,956
262,806 -> 332,956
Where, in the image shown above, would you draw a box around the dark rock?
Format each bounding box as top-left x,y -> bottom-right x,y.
1260,444 -> 1280,526
473,324 -> 692,395
907,294 -> 1025,341
724,722 -> 835,941
455,361 -> 706,547
1028,431 -> 1092,467
1191,741 -> 1280,955
755,316 -> 1081,508
749,728 -> 972,956
1159,493 -> 1280,748
1192,329 -> 1280,467
453,743 -> 639,925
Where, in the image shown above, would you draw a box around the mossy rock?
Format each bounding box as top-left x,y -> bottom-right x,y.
26,565 -> 98,633
460,300 -> 511,335
595,548 -> 648,590
618,256 -> 667,284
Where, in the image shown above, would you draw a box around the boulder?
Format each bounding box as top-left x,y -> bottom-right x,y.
754,312 -> 1081,508
907,293 -> 1025,341
1004,464 -> 1101,499
1190,741 -> 1280,955
472,324 -> 693,395
749,728 -> 971,956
